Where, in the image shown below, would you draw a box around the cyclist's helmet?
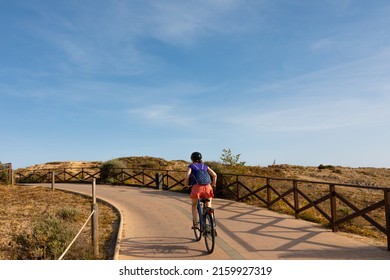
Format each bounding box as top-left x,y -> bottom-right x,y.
190,152 -> 202,162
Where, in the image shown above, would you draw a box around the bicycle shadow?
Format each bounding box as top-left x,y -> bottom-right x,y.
118,236 -> 211,259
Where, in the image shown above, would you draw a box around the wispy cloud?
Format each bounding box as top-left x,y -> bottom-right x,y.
143,0 -> 255,44
251,48 -> 390,96
128,104 -> 195,126
225,96 -> 390,133
18,0 -> 264,77
221,48 -> 390,133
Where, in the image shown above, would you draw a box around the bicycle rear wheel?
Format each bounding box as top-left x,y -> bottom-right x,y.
204,212 -> 215,254
194,200 -> 203,241
193,221 -> 201,241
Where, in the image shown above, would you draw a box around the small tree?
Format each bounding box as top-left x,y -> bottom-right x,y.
220,148 -> 246,166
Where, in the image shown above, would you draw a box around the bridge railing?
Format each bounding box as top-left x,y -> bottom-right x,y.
15,167 -> 390,250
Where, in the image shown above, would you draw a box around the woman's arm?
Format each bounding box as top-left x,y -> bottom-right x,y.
184,167 -> 192,188
207,167 -> 217,187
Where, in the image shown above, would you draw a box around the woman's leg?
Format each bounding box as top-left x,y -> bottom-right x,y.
206,184 -> 213,208
191,198 -> 198,225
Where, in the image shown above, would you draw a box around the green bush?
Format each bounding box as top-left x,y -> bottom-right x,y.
14,215 -> 75,260
100,159 -> 128,183
0,162 -> 8,182
318,164 -> 335,171
56,207 -> 80,222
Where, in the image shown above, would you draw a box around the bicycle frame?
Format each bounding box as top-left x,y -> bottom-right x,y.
197,199 -> 206,230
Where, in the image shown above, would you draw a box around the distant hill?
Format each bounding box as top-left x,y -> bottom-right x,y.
16,156 -> 390,187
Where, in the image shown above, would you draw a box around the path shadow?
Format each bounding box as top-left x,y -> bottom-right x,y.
213,200 -> 390,259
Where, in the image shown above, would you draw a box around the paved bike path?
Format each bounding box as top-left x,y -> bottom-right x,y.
52,184 -> 390,260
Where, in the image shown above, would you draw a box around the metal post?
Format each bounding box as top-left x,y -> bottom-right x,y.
330,184 -> 337,232
51,171 -> 55,190
91,178 -> 99,258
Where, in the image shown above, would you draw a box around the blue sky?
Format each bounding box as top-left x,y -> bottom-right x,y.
1,0 -> 390,169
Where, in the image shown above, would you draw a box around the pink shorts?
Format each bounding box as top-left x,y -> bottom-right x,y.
190,184 -> 214,199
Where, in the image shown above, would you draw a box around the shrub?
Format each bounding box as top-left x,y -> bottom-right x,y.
100,159 -> 128,183
0,162 -> 8,182
56,207 -> 80,222
14,215 -> 76,260
318,164 -> 335,171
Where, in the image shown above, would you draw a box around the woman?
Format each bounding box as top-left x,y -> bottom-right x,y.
184,151 -> 217,229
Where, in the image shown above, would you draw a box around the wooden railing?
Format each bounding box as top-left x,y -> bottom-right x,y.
216,173 -> 390,251
15,167 -> 390,250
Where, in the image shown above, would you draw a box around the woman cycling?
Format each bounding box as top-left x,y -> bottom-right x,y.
184,152 -> 217,229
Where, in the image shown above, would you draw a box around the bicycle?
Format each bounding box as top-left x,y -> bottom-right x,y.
193,197 -> 216,254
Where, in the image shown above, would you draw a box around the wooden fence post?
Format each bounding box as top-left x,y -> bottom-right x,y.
384,189 -> 390,251
8,163 -> 14,185
10,167 -> 15,185
51,171 -> 55,190
156,173 -> 163,190
293,180 -> 299,219
236,175 -> 239,200
121,168 -> 125,184
266,178 -> 271,209
10,169 -> 14,185
91,178 -> 99,258
330,184 -> 337,232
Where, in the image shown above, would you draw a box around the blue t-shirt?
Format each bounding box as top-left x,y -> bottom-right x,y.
188,163 -> 209,186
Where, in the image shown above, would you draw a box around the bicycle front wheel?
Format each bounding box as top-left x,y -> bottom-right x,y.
204,212 -> 215,254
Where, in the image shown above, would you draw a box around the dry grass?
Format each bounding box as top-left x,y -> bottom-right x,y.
0,184 -> 119,260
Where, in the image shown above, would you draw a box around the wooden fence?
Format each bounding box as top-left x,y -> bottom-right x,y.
216,173 -> 390,251
15,167 -> 390,250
